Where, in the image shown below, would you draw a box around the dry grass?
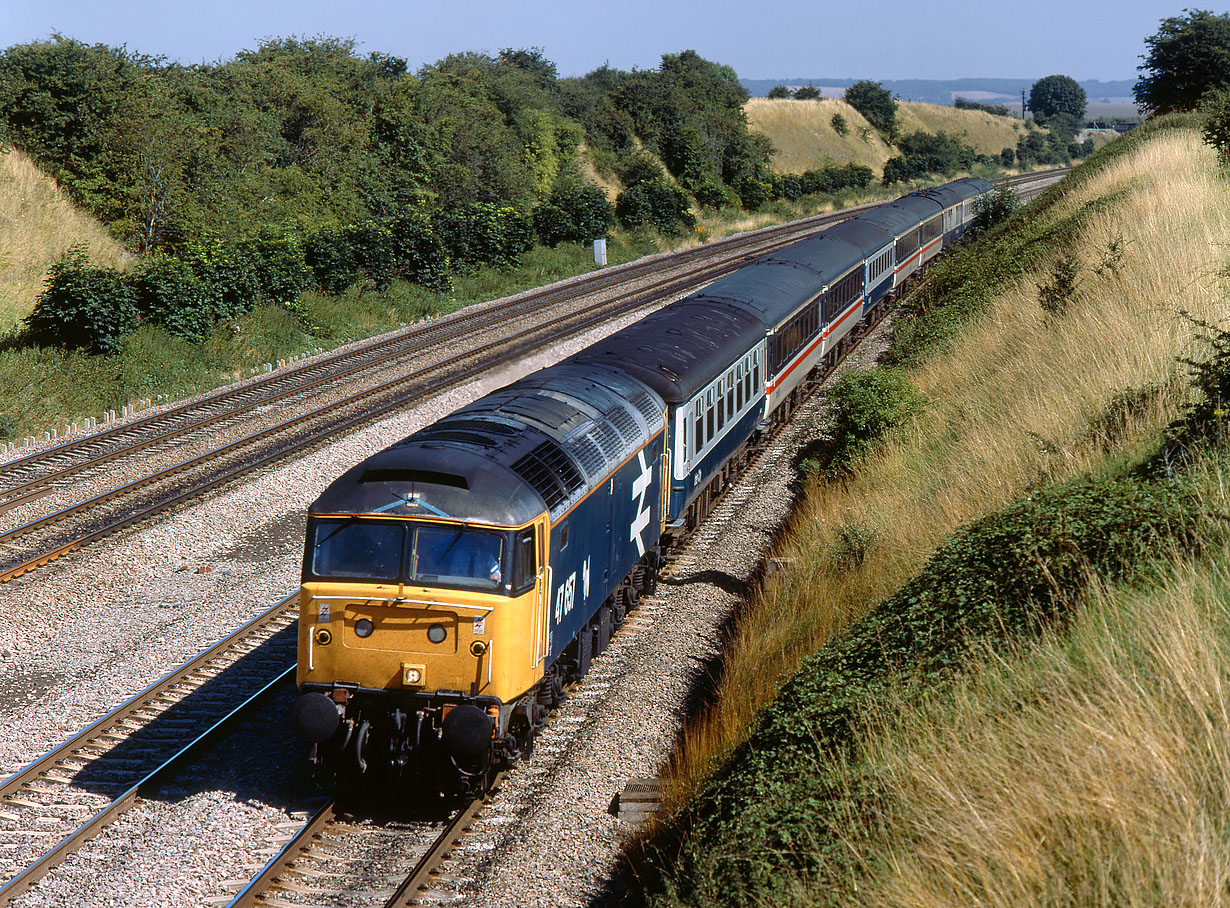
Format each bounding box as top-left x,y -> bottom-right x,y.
0,149 -> 129,330
897,101 -> 1028,156
664,127 -> 1230,805
747,98 -> 1033,174
745,98 -> 896,174
827,545 -> 1230,907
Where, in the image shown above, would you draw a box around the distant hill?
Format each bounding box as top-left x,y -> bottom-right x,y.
742,78 -> 1136,106
745,98 -> 1031,176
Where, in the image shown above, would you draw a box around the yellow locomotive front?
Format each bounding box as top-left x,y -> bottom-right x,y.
290,442 -> 556,796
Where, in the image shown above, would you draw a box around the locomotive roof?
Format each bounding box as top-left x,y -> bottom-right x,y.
565,298 -> 764,403
310,362 -> 665,524
695,232 -> 863,328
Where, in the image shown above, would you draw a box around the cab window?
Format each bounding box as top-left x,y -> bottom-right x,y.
310,519 -> 404,581
413,525 -> 504,590
513,529 -> 538,593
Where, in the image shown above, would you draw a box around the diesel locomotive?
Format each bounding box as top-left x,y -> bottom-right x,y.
290,177 -> 993,795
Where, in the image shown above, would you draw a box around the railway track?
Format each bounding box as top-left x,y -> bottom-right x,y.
0,597 -> 298,906
227,783 -> 493,907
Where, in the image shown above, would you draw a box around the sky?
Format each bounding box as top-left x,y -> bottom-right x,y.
1,0 -> 1191,82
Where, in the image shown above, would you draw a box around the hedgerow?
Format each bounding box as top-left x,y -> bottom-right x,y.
20,203 -> 538,353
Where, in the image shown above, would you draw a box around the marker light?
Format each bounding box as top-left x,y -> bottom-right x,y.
428,624 -> 447,644
354,618 -> 374,638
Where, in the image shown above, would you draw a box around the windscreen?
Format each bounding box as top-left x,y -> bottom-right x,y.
305,518 -> 508,592
309,519 -> 404,581
412,525 -> 504,589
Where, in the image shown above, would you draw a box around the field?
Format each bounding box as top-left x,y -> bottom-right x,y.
744,98 -> 896,174
897,100 -> 1028,155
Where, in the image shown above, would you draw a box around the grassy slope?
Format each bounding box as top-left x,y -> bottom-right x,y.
628,117 -> 1230,905
897,100 -> 1028,155
747,97 -> 1029,174
0,149 -> 130,330
745,98 -> 896,174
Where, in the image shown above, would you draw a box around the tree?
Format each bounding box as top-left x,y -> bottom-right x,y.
794,84 -> 821,100
1028,75 -> 1086,123
767,85 -> 792,99
1135,9 -> 1230,113
844,80 -> 897,139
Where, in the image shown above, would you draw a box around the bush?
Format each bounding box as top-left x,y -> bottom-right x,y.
822,368 -> 924,476
799,162 -> 874,195
387,209 -> 450,292
181,240 -> 261,320
532,184 -> 614,246
249,232 -> 314,305
970,186 -> 1020,234
132,254 -> 215,340
304,227 -> 364,294
25,247 -> 138,355
615,179 -> 695,234
831,113 -> 848,136
1038,252 -> 1080,316
436,203 -> 533,273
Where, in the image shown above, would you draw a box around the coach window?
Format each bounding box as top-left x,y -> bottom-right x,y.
707,391 -> 715,439
753,360 -> 760,391
694,405 -> 704,454
726,372 -> 735,418
736,365 -> 744,410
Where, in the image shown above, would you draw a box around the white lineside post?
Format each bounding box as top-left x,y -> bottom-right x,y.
593,237 -> 607,267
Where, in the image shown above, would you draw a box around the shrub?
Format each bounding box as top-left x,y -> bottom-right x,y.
436,203 -> 534,273
25,247 -> 137,355
532,184 -> 613,246
387,209 -> 450,292
831,113 -> 848,136
822,368 -> 924,476
249,232 -> 314,305
132,254 -> 215,340
181,239 -> 261,320
1038,252 -> 1080,316
615,179 -> 695,234
970,186 -> 1020,234
304,227 -> 364,294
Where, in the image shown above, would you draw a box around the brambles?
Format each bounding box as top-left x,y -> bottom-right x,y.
1038,253 -> 1080,316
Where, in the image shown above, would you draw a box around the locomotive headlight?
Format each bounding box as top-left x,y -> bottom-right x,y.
354,618 -> 374,638
427,624 -> 447,644
402,662 -> 426,686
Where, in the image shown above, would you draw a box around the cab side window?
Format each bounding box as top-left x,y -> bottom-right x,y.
513,529 -> 538,593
